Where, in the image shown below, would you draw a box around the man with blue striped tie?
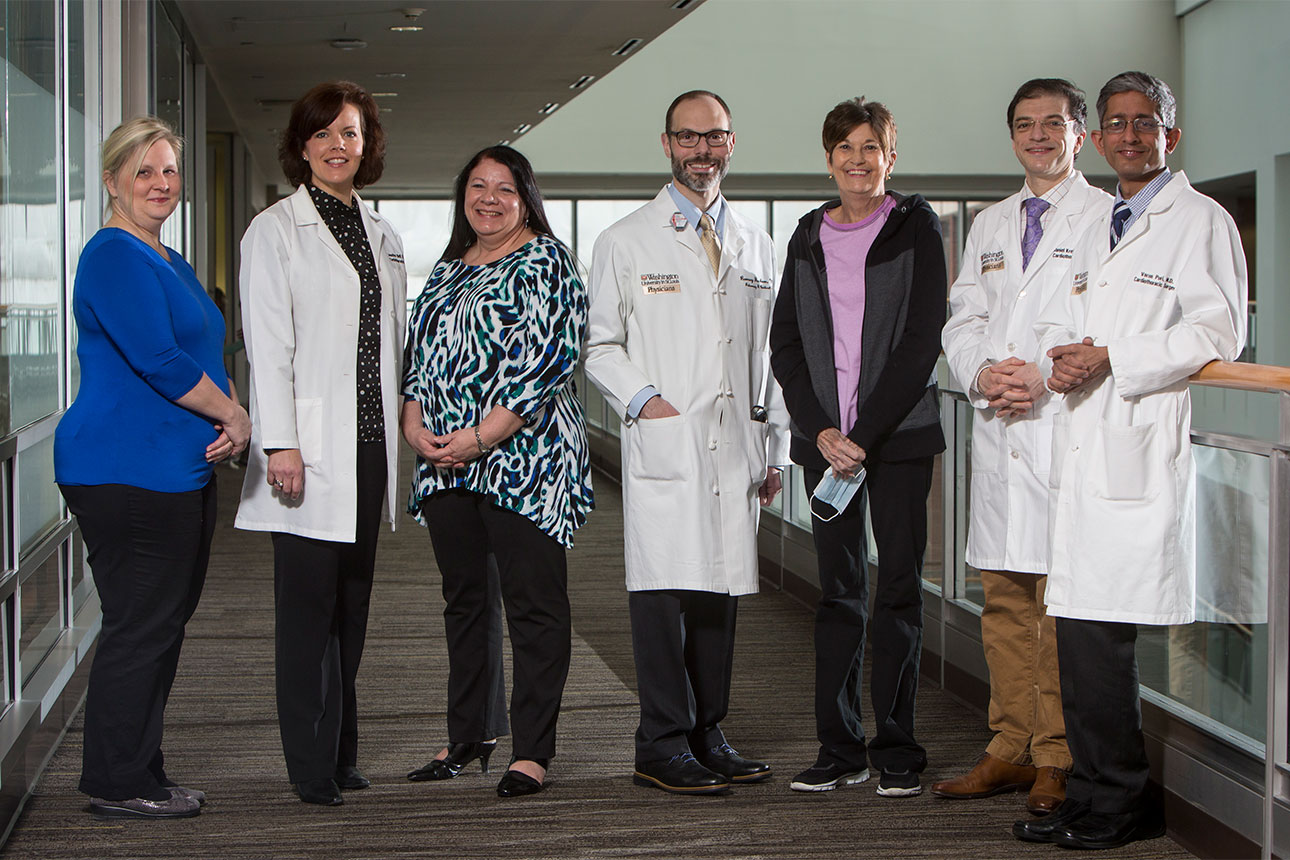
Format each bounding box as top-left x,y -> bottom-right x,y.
1029,71 -> 1248,851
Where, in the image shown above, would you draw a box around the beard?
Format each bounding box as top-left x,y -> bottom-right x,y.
671,151 -> 730,195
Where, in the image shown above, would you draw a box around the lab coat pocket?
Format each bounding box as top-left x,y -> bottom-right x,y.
1048,414 -> 1070,490
295,397 -> 325,465
747,296 -> 771,349
1097,422 -> 1156,501
747,419 -> 770,483
628,414 -> 688,482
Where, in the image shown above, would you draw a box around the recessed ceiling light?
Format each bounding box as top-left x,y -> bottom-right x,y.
375,71 -> 406,78
389,25 -> 422,32
671,0 -> 699,9
330,38 -> 367,51
538,103 -> 559,115
496,140 -> 511,147
372,92 -> 398,98
611,38 -> 642,57
513,123 -> 532,135
569,75 -> 595,90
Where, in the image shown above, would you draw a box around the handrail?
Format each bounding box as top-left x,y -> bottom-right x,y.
1190,360 -> 1290,395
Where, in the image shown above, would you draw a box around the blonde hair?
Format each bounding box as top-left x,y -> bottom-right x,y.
101,116 -> 183,215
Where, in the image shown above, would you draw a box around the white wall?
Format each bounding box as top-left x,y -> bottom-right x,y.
521,0 -> 1180,180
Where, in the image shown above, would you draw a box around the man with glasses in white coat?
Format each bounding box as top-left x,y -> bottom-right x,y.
585,90 -> 789,795
1021,70 -> 1247,851
940,78 -> 1110,816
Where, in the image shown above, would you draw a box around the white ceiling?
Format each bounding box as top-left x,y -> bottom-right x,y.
174,0 -> 706,195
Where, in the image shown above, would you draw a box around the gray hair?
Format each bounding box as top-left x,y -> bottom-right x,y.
1096,71 -> 1176,129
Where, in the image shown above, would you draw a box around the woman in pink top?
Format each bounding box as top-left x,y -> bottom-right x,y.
769,97 -> 947,797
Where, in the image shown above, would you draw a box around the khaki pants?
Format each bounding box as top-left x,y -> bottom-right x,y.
980,570 -> 1071,770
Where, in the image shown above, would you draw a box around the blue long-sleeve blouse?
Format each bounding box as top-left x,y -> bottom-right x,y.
55,228 -> 230,492
402,235 -> 593,547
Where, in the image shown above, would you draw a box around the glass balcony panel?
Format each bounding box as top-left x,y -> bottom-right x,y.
18,435 -> 61,556
20,549 -> 63,686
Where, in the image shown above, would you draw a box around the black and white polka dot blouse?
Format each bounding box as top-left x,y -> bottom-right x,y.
308,183 -> 384,443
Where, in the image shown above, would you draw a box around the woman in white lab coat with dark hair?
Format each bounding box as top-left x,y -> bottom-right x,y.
236,80 -> 405,807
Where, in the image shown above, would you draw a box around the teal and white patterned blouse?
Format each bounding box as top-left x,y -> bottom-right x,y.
402,234 -> 593,547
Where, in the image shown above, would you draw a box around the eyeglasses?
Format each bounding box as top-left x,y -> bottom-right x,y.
1101,117 -> 1166,135
1010,118 -> 1077,135
667,128 -> 731,148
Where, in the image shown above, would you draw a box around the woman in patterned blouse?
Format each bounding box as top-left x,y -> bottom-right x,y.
402,146 -> 593,798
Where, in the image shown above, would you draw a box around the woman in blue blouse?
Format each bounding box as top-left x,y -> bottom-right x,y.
402,146 -> 592,798
54,117 -> 250,819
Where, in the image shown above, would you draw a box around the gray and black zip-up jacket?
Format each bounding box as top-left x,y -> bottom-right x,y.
769,192 -> 947,469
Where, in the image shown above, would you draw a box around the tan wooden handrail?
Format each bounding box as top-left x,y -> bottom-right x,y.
1190,360 -> 1290,394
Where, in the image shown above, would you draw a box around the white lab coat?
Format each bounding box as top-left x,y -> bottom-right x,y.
584,188 -> 790,595
235,185 -> 407,541
943,174 -> 1111,574
1036,172 -> 1247,624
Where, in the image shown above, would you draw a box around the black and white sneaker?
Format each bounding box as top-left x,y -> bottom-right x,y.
790,762 -> 870,792
876,769 -> 922,797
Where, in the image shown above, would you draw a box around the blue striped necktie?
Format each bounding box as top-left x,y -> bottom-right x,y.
1110,200 -> 1132,250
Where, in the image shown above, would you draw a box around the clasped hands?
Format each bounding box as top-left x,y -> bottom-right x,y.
977,357 -> 1047,418
1045,337 -> 1111,395
816,427 -> 865,479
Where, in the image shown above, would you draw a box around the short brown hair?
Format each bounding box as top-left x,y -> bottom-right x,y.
822,97 -> 896,156
278,81 -> 386,189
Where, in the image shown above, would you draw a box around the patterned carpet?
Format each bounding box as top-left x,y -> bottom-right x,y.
1,452 -> 1193,859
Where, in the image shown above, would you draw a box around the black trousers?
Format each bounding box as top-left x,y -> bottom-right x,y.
804,457 -> 932,775
423,489 -> 570,761
628,589 -> 738,763
273,442 -> 385,783
61,477 -> 217,800
1056,617 -> 1151,814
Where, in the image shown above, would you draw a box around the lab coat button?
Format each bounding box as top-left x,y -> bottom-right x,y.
1007,342 -> 1017,353
725,388 -> 734,397
708,439 -> 718,450
712,485 -> 720,496
725,337 -> 733,344
1011,450 -> 1020,459
1018,290 -> 1027,298
1098,281 -> 1108,288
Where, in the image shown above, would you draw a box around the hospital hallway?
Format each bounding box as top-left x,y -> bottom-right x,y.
1,451 -> 1194,860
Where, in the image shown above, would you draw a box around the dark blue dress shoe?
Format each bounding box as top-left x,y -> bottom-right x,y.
1013,798 -> 1090,843
633,752 -> 731,795
334,765 -> 370,790
695,743 -> 772,783
1053,809 -> 1166,850
294,777 -> 343,806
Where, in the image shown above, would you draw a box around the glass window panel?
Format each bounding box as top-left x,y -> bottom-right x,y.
771,200 -> 818,284
575,200 -> 650,265
966,200 -> 996,234
67,0 -> 93,403
788,462 -> 811,530
18,435 -> 60,556
921,451 -> 945,591
20,549 -> 63,685
153,5 -> 186,255
928,200 -> 962,285
1,1 -> 62,434
71,533 -> 92,618
1137,444 -> 1270,746
544,199 -> 574,256
372,199 -> 453,304
727,199 -> 767,232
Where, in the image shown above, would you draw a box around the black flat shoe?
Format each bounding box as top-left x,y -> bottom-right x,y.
334,765 -> 370,790
407,740 -> 497,781
293,778 -> 343,806
496,759 -> 549,798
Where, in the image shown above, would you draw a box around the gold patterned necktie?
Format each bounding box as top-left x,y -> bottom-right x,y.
699,213 -> 721,276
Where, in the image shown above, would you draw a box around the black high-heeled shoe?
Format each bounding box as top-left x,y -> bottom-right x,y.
497,757 -> 550,798
407,741 -> 498,781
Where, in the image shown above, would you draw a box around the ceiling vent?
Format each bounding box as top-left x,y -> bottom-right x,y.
611,38 -> 642,57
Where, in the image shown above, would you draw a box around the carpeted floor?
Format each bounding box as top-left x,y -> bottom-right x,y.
1,453 -> 1193,859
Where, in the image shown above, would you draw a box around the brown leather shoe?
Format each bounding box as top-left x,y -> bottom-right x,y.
931,753 -> 1036,799
1027,766 -> 1067,814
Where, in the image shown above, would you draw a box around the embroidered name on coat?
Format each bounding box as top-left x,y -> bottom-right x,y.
981,250 -> 1005,273
641,273 -> 681,294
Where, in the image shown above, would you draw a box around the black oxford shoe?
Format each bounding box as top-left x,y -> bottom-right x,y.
1012,798 -> 1089,843
1053,809 -> 1166,850
334,765 -> 370,790
294,777 -> 343,806
695,743 -> 772,783
633,752 -> 731,795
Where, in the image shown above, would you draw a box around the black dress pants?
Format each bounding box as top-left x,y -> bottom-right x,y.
423,489 -> 570,761
61,476 -> 217,800
1056,616 -> 1151,814
628,589 -> 738,763
273,442 -> 385,783
804,456 -> 932,775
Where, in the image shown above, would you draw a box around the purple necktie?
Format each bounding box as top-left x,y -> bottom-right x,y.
1021,197 -> 1050,271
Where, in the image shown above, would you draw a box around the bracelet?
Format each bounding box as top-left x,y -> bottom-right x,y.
474,426 -> 492,456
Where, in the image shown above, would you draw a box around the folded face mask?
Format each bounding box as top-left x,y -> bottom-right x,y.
810,466 -> 866,522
